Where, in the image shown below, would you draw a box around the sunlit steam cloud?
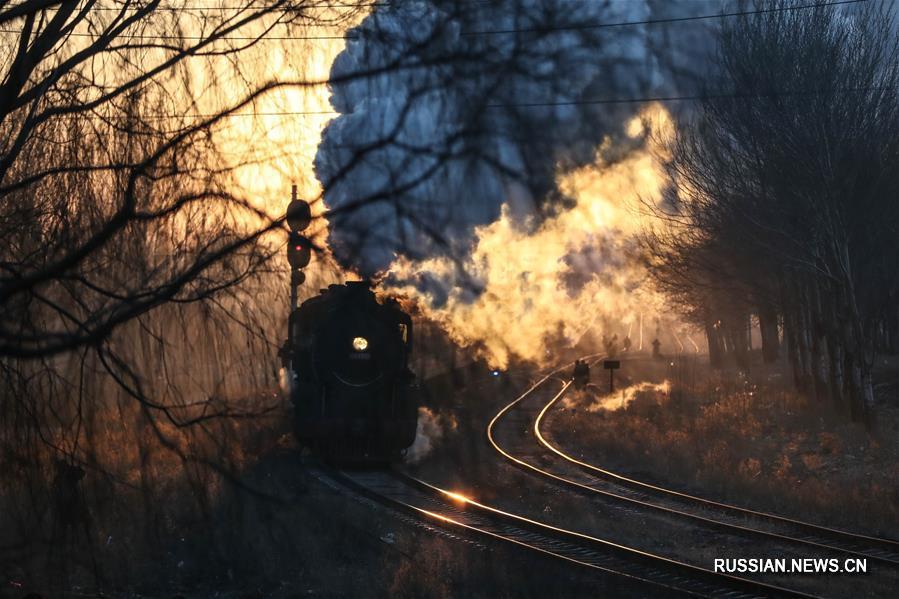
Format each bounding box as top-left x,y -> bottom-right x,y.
315,1 -> 711,275
388,107 -> 679,367
585,380 -> 671,412
315,2 -> 712,365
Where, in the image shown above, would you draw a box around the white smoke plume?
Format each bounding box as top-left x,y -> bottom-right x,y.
405,406 -> 457,464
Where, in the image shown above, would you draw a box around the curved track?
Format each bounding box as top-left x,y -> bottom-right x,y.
314,464 -> 815,598
487,359 -> 899,576
535,376 -> 899,565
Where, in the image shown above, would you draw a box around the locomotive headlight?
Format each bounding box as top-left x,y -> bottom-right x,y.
352,336 -> 369,352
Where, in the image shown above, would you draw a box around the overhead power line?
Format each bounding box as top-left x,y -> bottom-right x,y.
73,83 -> 896,122
0,0 -> 868,42
2,1 -> 387,10
485,85 -> 896,109
463,0 -> 867,35
0,28 -> 349,40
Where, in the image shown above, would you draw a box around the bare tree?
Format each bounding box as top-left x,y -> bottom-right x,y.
0,0 -> 720,592
646,0 -> 899,423
0,1 -> 372,591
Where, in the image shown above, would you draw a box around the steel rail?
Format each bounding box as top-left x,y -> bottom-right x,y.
532,362 -> 899,566
319,465 -> 815,598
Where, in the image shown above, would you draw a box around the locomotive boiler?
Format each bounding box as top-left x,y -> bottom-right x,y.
282,281 -> 417,460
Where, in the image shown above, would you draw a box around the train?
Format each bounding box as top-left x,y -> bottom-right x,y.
281,281 -> 418,460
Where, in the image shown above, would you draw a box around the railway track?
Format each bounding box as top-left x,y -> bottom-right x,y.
314,464 -> 816,598
487,359 -> 899,573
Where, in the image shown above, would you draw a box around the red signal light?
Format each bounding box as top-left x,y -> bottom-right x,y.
287,232 -> 311,268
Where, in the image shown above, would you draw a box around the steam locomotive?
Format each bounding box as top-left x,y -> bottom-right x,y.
282,281 -> 417,460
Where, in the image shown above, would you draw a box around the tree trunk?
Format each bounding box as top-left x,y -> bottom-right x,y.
758,304 -> 780,363
727,313 -> 751,370
834,242 -> 875,425
794,286 -> 814,393
781,278 -> 804,390
809,282 -> 831,403
825,332 -> 845,411
706,318 -> 725,369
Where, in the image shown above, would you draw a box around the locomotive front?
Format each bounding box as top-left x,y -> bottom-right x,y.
283,281 -> 417,460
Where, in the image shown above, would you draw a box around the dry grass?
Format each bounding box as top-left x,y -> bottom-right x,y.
554,365 -> 899,537
0,392 -> 290,594
0,307 -> 479,596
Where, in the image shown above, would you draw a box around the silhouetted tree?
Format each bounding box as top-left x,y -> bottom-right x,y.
647,0 -> 899,423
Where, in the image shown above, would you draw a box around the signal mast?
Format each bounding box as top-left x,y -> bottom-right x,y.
286,184 -> 312,310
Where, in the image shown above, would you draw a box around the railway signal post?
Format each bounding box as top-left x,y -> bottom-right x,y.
603,359 -> 620,393
286,184 -> 312,310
